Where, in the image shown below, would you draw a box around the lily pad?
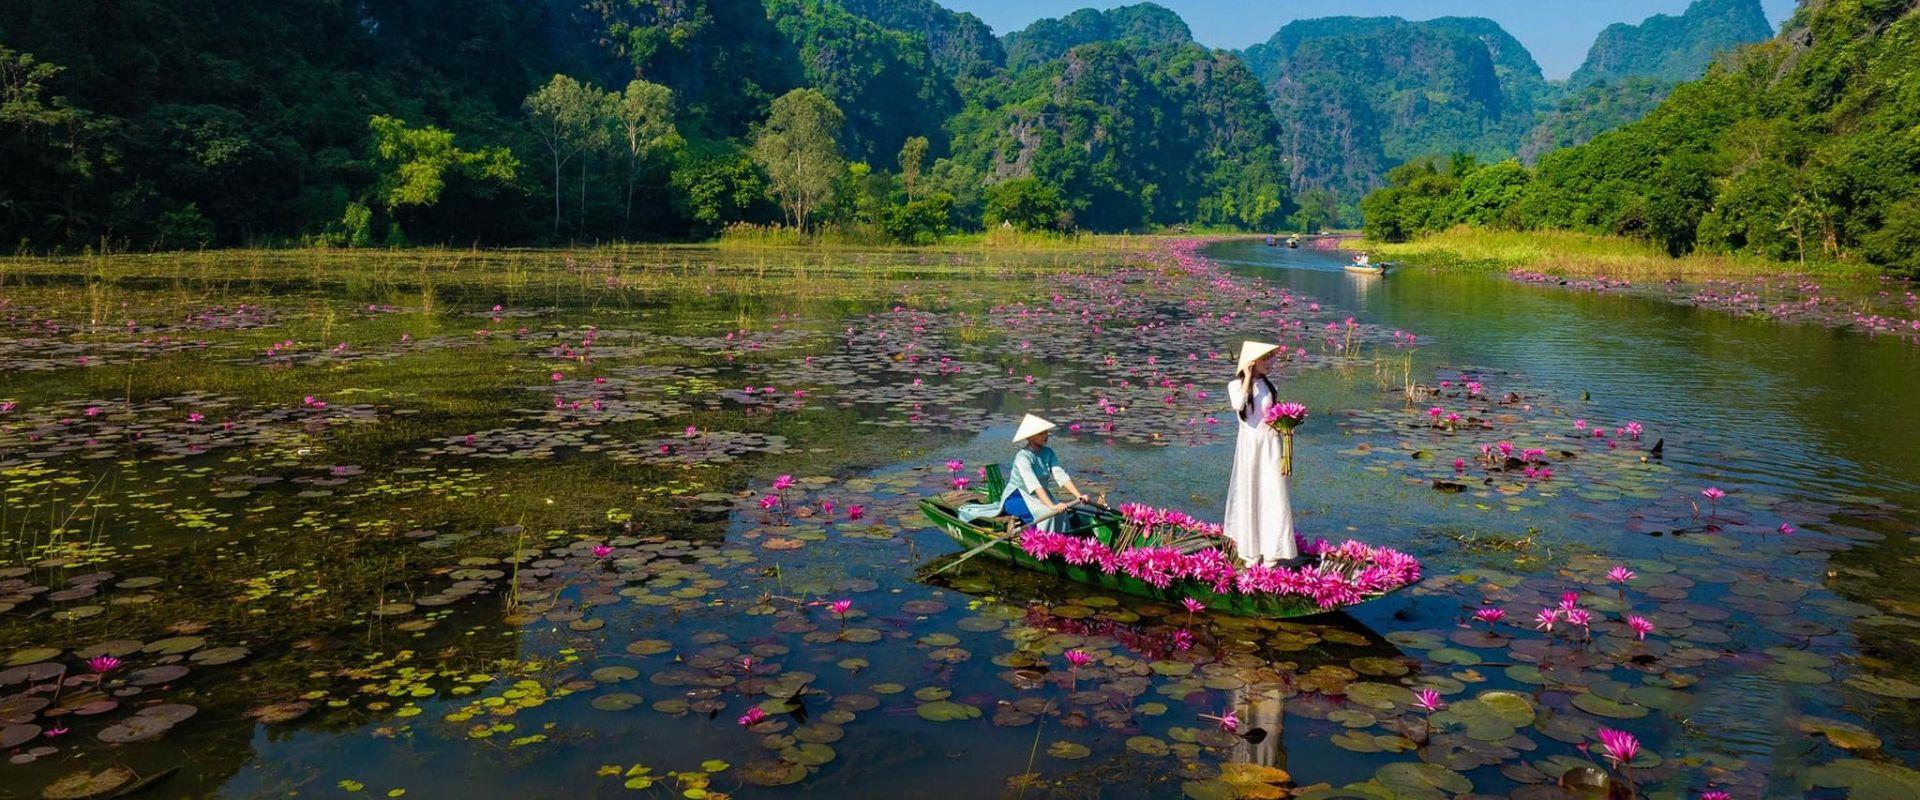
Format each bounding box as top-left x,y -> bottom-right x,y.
40,767 -> 135,800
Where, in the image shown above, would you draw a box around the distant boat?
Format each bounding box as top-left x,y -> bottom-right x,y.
1264,236 -> 1278,247
1344,262 -> 1390,276
1286,235 -> 1300,249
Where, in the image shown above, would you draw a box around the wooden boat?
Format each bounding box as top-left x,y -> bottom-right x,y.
918,467 -> 1414,618
1286,236 -> 1300,249
1264,236 -> 1278,247
1344,262 -> 1390,276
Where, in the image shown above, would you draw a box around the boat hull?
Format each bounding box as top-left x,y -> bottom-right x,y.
918,499 -> 1401,618
1344,265 -> 1387,276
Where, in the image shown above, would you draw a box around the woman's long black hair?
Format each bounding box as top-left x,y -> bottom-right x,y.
1236,373 -> 1280,423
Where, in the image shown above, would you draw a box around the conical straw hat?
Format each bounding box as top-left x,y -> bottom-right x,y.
1012,414 -> 1056,443
1236,341 -> 1280,374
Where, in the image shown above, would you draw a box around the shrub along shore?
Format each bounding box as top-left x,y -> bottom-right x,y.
1362,227 -> 1884,282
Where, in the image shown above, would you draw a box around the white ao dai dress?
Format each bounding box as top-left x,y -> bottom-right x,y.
1224,376 -> 1297,565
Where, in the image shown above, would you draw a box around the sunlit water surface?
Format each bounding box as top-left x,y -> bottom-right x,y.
2,243 -> 1917,799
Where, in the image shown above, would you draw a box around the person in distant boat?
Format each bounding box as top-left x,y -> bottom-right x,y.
1224,341 -> 1299,567
1353,252 -> 1371,266
958,414 -> 1088,533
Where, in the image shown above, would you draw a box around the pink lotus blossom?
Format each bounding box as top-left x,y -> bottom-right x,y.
1607,566 -> 1636,584
1701,487 -> 1726,501
847,505 -> 865,520
1565,608 -> 1592,628
738,707 -> 768,727
1626,616 -> 1656,640
758,495 -> 780,510
1596,727 -> 1640,767
819,500 -> 835,515
86,656 -> 121,673
951,477 -> 969,490
1416,688 -> 1445,712
591,544 -> 612,559
945,460 -> 964,473
772,475 -> 796,491
828,599 -> 852,617
1262,402 -> 1309,430
1700,792 -> 1730,800
1474,608 -> 1506,625
1534,608 -> 1560,631
1778,522 -> 1794,535
1063,650 -> 1093,669
1180,598 -> 1206,615
1210,710 -> 1240,732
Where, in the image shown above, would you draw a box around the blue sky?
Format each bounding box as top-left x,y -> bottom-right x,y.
940,0 -> 1799,79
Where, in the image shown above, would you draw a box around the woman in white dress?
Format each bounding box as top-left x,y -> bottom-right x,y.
1224,341 -> 1298,566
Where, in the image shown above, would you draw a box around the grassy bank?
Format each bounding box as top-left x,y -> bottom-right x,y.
1365,226 -> 1881,281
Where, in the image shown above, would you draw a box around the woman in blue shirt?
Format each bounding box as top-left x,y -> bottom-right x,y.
960,414 -> 1087,532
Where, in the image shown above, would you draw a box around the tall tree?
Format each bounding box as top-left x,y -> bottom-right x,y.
523,75 -> 606,235
368,115 -> 518,212
898,135 -> 928,199
752,89 -> 844,231
613,80 -> 679,237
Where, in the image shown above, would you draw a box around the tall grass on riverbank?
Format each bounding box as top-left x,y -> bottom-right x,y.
714,222 -> 1106,251
1367,227 -> 1880,281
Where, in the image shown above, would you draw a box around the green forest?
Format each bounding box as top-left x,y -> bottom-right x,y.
1361,0 -> 1920,275
0,0 -> 1295,249
3,0 -> 1911,274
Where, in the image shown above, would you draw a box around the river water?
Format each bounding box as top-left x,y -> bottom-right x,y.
2,242 -> 1916,799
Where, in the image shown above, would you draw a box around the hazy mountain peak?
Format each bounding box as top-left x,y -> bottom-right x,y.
1568,0 -> 1774,88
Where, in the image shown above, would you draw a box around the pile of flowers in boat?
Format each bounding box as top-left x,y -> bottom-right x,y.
1016,503 -> 1420,609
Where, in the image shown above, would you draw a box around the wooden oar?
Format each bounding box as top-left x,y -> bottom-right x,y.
932,499 -> 1086,576
929,527 -> 1023,576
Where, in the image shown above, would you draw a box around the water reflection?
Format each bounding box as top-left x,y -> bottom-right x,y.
1231,685 -> 1286,769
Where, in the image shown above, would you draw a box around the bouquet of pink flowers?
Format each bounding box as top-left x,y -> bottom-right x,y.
1262,401 -> 1308,475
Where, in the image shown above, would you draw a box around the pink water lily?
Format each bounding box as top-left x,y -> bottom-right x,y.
1607,566 -> 1636,584
1596,727 -> 1640,767
738,707 -> 768,727
771,475 -> 796,491
1416,688 -> 1445,712
1474,607 -> 1507,628
1626,615 -> 1656,640
1063,650 -> 1093,669
591,544 -> 612,559
944,459 -> 964,473
1180,597 -> 1206,615
1534,608 -> 1560,632
86,656 -> 122,673
828,599 -> 852,617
